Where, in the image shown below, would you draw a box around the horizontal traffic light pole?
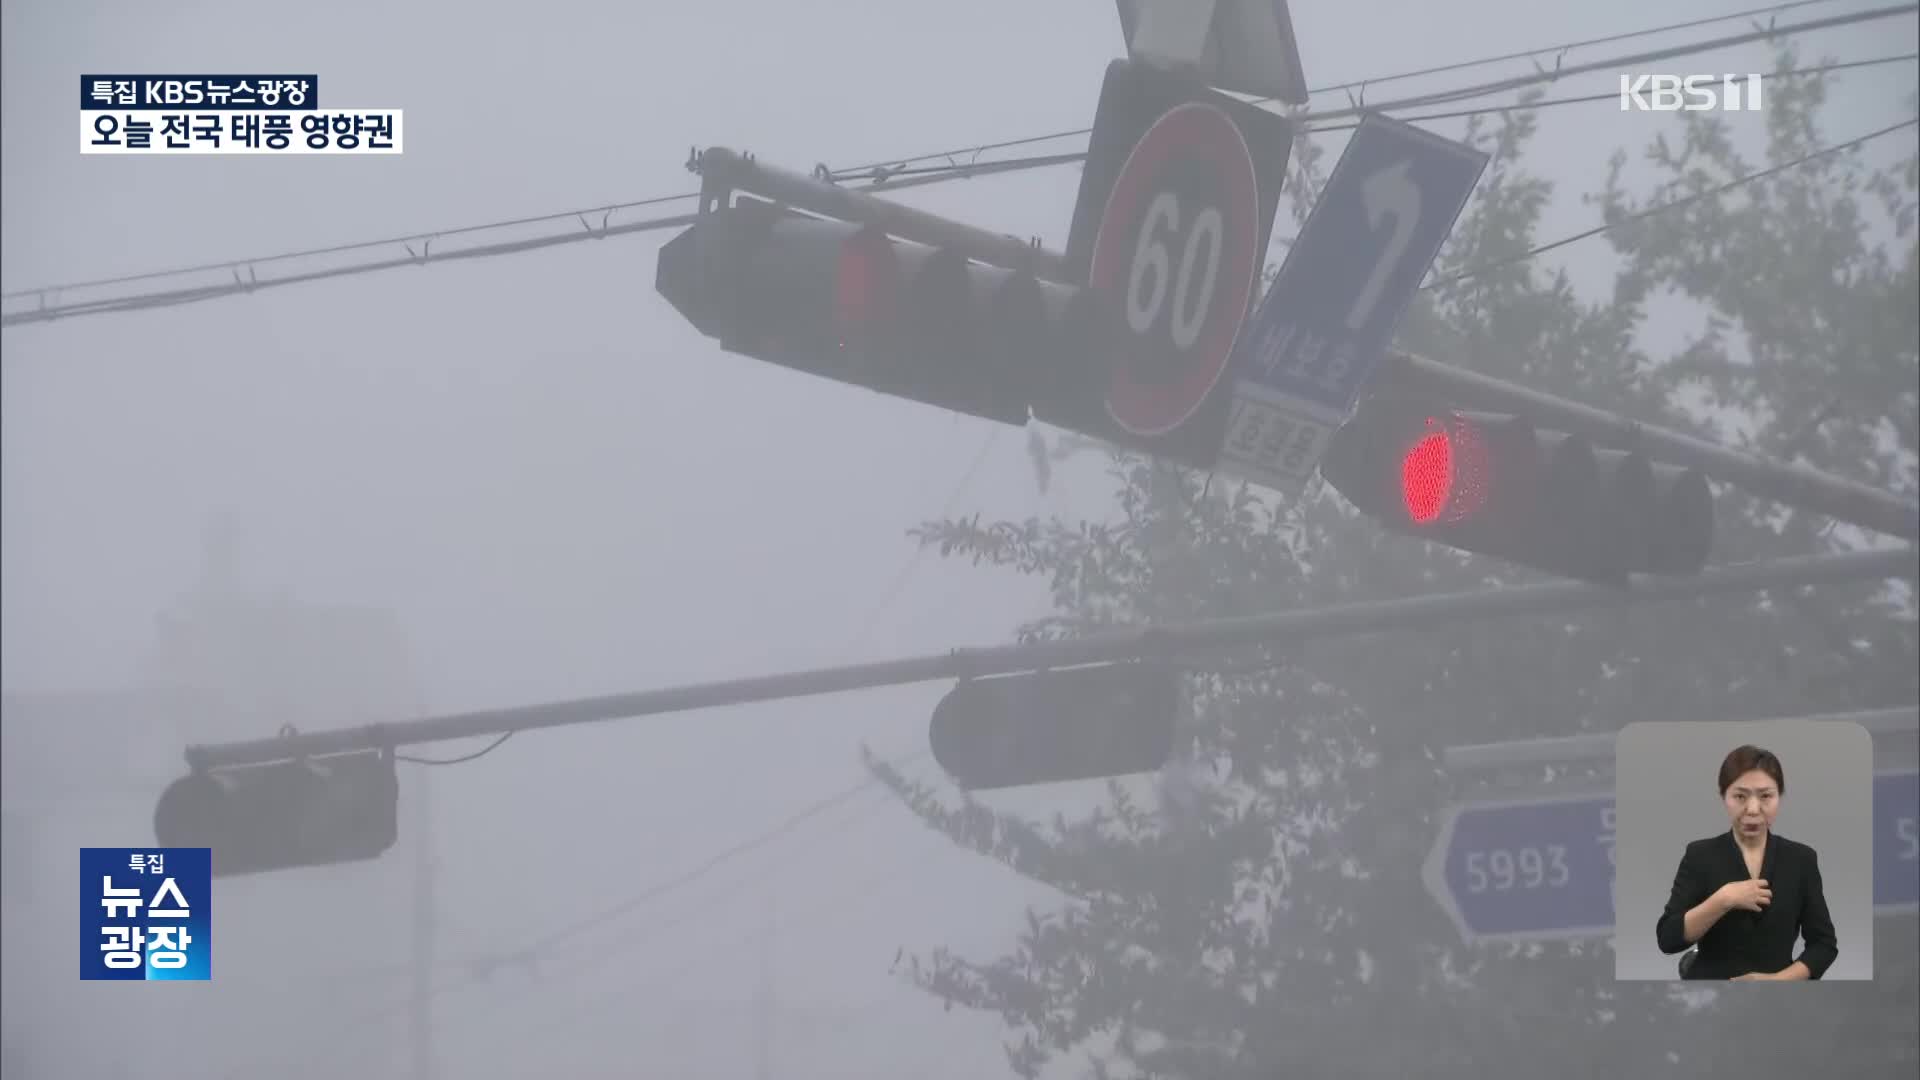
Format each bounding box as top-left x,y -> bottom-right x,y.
1390,352 -> 1920,543
182,547 -> 1915,772
1441,706 -> 1918,773
693,147 -> 1070,282
689,147 -> 1915,542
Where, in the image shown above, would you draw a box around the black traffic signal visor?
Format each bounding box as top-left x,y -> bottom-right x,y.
930,661 -> 1181,790
154,749 -> 399,878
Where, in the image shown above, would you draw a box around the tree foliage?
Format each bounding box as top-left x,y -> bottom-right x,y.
870,55 -> 1918,1078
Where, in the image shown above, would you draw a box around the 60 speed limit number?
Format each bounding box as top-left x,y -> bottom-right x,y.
1122,191 -> 1225,359
1087,102 -> 1261,441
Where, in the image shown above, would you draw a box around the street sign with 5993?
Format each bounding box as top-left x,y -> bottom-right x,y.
1459,804 -> 1613,895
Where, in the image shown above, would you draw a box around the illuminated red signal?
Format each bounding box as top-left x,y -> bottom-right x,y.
1321,392 -> 1716,582
832,228 -> 897,346
1401,426 -> 1454,524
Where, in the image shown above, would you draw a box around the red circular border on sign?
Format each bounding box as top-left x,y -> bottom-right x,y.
1088,102 -> 1261,439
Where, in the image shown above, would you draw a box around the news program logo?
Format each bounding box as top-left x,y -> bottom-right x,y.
80,74 -> 402,154
79,847 -> 211,981
1619,74 -> 1765,112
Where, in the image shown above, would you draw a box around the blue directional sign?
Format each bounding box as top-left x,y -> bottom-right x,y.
1874,768 -> 1918,912
1423,791 -> 1617,944
1425,770 -> 1918,943
1217,112 -> 1488,494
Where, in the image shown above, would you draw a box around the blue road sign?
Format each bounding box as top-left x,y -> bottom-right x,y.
1423,791 -> 1617,944
1425,770 -> 1919,943
1217,112 -> 1487,493
1874,768 -> 1918,912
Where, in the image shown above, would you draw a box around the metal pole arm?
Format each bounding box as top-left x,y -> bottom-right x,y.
693,147 -> 1071,282
184,548 -> 1915,771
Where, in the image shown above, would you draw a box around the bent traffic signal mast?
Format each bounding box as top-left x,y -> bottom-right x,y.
657,195 -> 1125,429
1319,390 -> 1715,583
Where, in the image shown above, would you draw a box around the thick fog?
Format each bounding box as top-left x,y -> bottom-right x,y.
3,2 -> 1915,1079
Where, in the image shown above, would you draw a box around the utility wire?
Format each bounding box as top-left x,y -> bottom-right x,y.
843,427 -> 1005,655
1,209 -> 701,325
466,838 -> 955,1066
0,190 -> 699,299
229,759 -> 908,1080
1288,2 -> 1915,122
395,730 -> 514,766
823,0 -> 1862,180
1422,114 -> 1920,291
33,0 -> 1828,299
1307,52 -> 1915,134
851,50 -> 1914,189
10,82 -> 1912,333
246,433 -> 1000,1078
6,5 -> 1913,324
825,1 -> 1910,180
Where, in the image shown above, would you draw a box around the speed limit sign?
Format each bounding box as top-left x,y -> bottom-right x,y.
1054,60 -> 1293,469
1091,101 -> 1260,439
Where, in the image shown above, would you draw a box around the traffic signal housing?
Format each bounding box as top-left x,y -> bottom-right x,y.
657,196 -> 1126,428
1319,391 -> 1714,583
153,749 -> 399,878
929,661 -> 1181,790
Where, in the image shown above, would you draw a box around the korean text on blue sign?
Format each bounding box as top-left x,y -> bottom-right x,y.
81,75 -> 318,110
1217,114 -> 1487,494
79,847 -> 211,981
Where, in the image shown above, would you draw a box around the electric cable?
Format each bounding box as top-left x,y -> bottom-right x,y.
233,430 -> 1005,1078
395,730 -> 514,766
1421,114 -> 1919,292
7,5 -> 1912,325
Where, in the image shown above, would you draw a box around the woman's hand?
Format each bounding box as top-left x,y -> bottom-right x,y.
1730,971 -> 1778,981
1716,878 -> 1771,913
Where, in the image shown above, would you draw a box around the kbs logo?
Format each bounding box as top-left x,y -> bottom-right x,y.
1619,74 -> 1764,112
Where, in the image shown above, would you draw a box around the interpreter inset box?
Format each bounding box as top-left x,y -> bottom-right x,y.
1613,719 -> 1874,981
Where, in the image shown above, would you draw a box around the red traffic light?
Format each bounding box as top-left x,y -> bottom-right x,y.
1322,392 -> 1714,582
1401,429 -> 1452,524
1392,412 -> 1496,527
657,196 -> 1126,429
831,226 -> 898,347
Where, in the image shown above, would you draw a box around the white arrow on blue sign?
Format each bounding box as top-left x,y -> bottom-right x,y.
1216,112 -> 1488,494
1424,770 -> 1918,944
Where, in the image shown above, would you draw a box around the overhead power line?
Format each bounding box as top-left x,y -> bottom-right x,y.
4,5 -> 1913,325
1299,52 -> 1915,134
825,0 -> 1867,178
1286,2 -> 1917,124
0,190 -> 701,299
394,730 -> 514,766
1423,114 -> 1920,290
248,435 -> 1000,1075
7,101 -> 1911,345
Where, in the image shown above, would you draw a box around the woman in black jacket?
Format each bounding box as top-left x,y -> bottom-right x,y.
1655,744 -> 1839,980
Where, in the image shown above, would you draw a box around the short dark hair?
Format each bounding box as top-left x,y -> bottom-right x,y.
1718,745 -> 1785,797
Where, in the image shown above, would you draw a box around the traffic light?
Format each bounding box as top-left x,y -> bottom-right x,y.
929,661 -> 1181,790
657,196 -> 1126,428
153,749 -> 399,877
1319,390 -> 1715,583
